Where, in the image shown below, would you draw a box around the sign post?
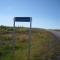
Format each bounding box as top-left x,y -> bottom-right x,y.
13,17 -> 32,60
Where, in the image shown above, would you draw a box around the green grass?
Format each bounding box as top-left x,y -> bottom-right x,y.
0,27 -> 60,60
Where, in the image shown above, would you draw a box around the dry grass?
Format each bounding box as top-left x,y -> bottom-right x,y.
0,27 -> 60,60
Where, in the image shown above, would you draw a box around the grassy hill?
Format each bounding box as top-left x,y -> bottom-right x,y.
0,26 -> 60,60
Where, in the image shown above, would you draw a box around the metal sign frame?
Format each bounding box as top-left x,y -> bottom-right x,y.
13,17 -> 32,60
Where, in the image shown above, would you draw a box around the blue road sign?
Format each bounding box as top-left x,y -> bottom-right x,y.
14,17 -> 30,22
13,17 -> 32,60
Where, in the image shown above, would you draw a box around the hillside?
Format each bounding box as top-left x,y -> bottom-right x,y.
0,26 -> 60,60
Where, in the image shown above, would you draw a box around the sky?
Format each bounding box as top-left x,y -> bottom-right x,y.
0,0 -> 60,29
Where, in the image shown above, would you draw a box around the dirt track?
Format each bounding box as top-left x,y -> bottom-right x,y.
49,30 -> 60,60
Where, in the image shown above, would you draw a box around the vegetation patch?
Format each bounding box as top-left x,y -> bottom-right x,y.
0,26 -> 60,60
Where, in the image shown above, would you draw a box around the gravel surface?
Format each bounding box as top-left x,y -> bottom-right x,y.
48,30 -> 60,60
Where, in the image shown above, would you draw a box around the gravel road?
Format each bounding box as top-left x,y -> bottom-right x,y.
48,30 -> 60,60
